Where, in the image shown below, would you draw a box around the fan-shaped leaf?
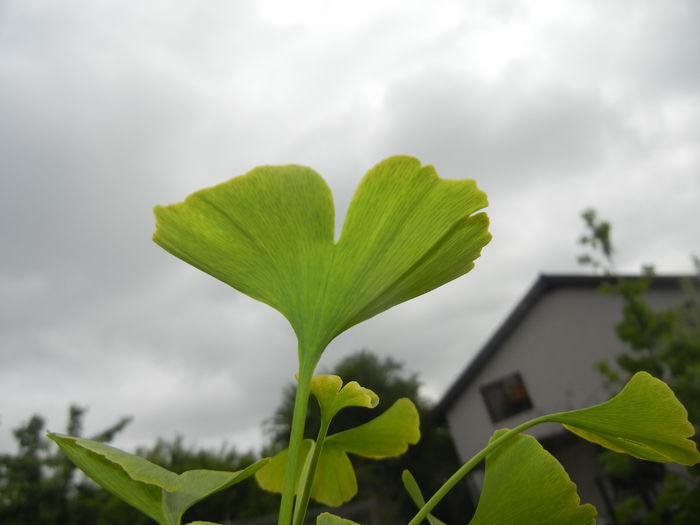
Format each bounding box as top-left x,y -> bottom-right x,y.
545,372 -> 700,465
469,430 -> 596,525
326,398 -> 420,458
255,398 -> 420,506
153,156 -> 490,360
311,374 -> 379,423
48,433 -> 267,525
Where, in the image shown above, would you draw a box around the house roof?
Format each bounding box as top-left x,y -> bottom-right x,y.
432,273 -> 688,421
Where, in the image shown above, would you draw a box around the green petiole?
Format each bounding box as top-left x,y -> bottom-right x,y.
292,417 -> 331,525
277,353 -> 319,525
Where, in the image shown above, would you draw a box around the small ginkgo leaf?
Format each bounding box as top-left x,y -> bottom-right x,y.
316,513 -> 361,525
308,397 -> 420,506
153,156 -> 490,361
401,470 -> 447,525
49,434 -> 267,525
544,371 -> 700,465
469,430 -> 596,525
311,374 -> 379,423
326,397 -> 420,458
308,442 -> 357,506
255,398 -> 420,506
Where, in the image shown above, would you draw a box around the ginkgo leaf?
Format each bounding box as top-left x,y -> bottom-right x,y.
255,398 -> 420,506
255,440 -> 314,495
326,157 -> 489,339
469,430 -> 596,525
543,371 -> 700,465
316,513 -> 361,525
401,470 -> 447,525
310,374 -> 379,423
308,442 -> 358,506
325,398 -> 420,458
309,398 -> 420,505
153,156 -> 490,361
48,433 -> 267,525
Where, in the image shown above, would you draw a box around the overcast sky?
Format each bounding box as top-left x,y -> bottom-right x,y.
1,0 -> 699,455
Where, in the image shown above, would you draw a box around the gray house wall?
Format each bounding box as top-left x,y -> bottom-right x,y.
436,275 -> 686,522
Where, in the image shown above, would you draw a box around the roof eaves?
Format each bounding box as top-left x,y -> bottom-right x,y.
431,273 -> 688,422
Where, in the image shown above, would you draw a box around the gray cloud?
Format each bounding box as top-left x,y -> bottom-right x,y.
1,0 -> 699,455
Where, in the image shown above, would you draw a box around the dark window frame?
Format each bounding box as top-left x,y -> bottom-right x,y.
480,372 -> 533,423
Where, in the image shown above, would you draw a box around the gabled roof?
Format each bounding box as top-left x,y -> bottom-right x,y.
432,273 -> 688,420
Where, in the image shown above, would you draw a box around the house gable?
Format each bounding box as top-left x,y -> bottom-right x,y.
435,274 -> 686,462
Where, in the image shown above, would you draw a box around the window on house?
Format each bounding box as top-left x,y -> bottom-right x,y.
480,372 -> 533,423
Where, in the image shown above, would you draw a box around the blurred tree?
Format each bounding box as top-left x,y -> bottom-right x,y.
0,406 -> 278,524
139,436 -> 279,523
577,209 -> 700,525
265,349 -> 473,524
577,208 -> 615,274
0,405 -> 131,524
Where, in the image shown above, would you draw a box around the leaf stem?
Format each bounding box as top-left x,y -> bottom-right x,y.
407,415 -> 550,525
292,418 -> 330,525
278,354 -> 318,525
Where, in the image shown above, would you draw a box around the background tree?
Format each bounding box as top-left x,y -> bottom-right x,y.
0,405 -> 131,524
265,349 -> 473,524
140,436 -> 279,523
577,209 -> 700,525
0,406 -> 279,524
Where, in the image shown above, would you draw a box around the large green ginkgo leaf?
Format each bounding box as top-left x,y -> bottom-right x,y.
544,371 -> 700,465
469,431 -> 596,525
153,156 -> 490,359
255,398 -> 420,506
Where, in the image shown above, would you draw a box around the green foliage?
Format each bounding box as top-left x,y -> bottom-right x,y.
546,372 -> 700,465
406,371 -> 700,525
469,431 -> 596,525
1,409 -> 278,525
266,350 -> 471,524
316,512 -> 360,525
0,406 -> 134,525
577,208 -> 614,273
614,496 -> 645,524
0,414 -> 59,525
578,208 -> 700,523
266,351 -> 426,447
258,373 -> 419,525
153,156 -> 490,364
401,471 -> 447,525
256,395 -> 419,506
140,436 -> 280,522
153,157 -> 491,525
43,160 -> 700,525
644,472 -> 700,525
310,375 -> 379,424
48,434 -> 268,525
